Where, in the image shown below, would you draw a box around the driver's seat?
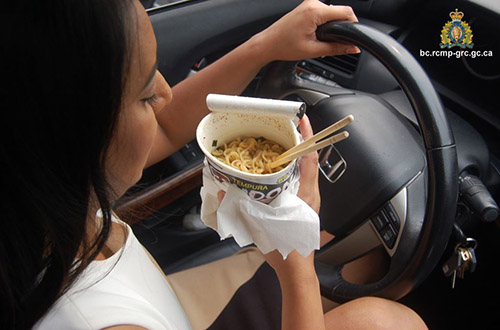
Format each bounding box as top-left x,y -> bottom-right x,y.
164,245 -> 282,330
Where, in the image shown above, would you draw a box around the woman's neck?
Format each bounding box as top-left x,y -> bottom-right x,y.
86,205 -> 128,261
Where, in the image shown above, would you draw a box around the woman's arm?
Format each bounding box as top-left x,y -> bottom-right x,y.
263,115 -> 325,330
267,251 -> 325,330
146,0 -> 358,166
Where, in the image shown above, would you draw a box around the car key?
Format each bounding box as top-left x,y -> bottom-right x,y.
442,250 -> 461,277
442,249 -> 463,288
466,246 -> 477,273
456,247 -> 470,279
457,245 -> 477,280
465,237 -> 478,274
444,236 -> 478,287
459,238 -> 478,278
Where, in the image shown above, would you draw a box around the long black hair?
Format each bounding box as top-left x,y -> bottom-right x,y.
0,0 -> 135,328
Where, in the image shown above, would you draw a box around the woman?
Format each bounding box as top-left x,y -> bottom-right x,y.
0,0 -> 427,329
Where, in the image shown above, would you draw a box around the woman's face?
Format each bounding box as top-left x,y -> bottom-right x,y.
106,0 -> 172,197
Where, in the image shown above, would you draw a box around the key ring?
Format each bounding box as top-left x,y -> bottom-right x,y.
454,237 -> 478,253
465,237 -> 478,250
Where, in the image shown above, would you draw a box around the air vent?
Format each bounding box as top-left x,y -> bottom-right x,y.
316,53 -> 360,75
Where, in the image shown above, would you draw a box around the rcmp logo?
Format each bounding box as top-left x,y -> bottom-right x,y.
440,9 -> 474,49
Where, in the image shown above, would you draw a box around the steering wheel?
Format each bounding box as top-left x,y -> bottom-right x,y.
256,21 -> 458,302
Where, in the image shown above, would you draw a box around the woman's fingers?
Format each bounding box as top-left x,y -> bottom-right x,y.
258,0 -> 360,62
304,2 -> 361,56
217,191 -> 225,203
299,114 -> 314,140
316,3 -> 358,24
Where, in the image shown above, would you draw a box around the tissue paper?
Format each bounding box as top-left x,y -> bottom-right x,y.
200,161 -> 320,259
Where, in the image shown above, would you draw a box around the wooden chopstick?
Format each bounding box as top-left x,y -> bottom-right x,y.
276,114 -> 354,161
270,131 -> 349,169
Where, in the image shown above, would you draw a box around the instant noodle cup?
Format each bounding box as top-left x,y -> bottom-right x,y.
196,111 -> 301,204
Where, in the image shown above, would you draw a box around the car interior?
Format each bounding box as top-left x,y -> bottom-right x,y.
116,0 -> 500,329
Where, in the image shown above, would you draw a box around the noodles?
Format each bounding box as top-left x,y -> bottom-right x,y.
211,137 -> 288,174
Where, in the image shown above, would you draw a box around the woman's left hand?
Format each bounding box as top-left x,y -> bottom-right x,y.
253,0 -> 360,63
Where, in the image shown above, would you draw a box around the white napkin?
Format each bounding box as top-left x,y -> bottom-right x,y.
200,163 -> 320,259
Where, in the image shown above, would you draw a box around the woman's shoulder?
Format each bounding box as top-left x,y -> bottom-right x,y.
34,216 -> 190,330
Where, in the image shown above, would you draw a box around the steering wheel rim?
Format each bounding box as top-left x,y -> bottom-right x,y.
258,21 -> 458,301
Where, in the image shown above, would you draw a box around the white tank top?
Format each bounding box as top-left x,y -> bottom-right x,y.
34,219 -> 192,330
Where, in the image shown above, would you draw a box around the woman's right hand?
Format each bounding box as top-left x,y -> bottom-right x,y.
296,115 -> 321,214
263,115 -> 320,276
265,117 -> 326,329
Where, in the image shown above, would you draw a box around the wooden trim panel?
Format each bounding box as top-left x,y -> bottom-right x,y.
114,162 -> 203,224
